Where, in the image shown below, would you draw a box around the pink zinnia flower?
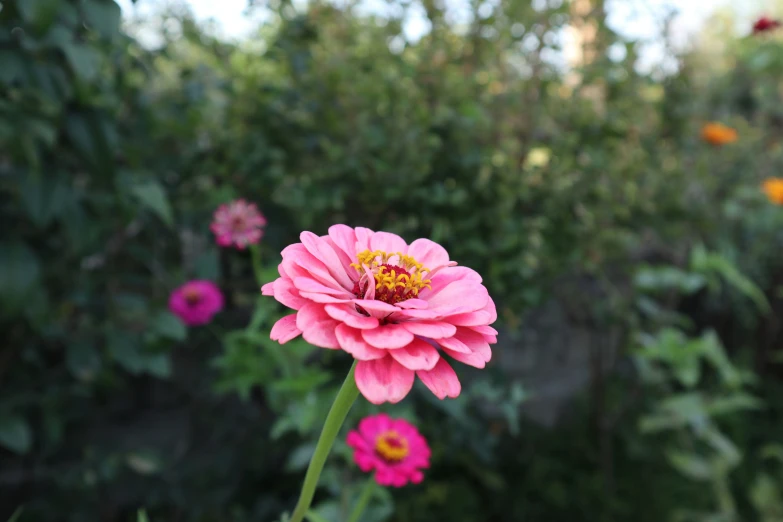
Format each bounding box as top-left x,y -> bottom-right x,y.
347,414 -> 430,487
169,280 -> 224,326
261,225 -> 497,404
753,16 -> 781,34
210,199 -> 267,249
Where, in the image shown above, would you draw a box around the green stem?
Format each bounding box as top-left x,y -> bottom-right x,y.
249,243 -> 264,287
289,361 -> 360,522
346,478 -> 376,522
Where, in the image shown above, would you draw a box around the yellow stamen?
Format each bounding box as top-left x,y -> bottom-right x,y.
350,250 -> 432,302
374,430 -> 409,462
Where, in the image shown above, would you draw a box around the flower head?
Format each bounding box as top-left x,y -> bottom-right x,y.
262,226 -> 497,404
211,199 -> 267,249
762,177 -> 783,205
701,122 -> 738,146
347,414 -> 430,487
169,280 -> 224,326
753,16 -> 781,34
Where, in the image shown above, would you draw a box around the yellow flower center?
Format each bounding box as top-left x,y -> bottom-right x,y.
183,287 -> 201,305
350,250 -> 432,304
374,430 -> 409,462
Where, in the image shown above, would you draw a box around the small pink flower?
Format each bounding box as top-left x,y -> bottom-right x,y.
262,225 -> 497,404
169,280 -> 224,326
210,199 -> 267,249
753,16 -> 781,34
346,414 -> 430,487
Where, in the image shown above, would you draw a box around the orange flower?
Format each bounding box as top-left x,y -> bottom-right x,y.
701,122 -> 738,146
762,177 -> 783,205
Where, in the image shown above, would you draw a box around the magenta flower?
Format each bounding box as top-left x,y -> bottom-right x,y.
753,15 -> 781,34
347,414 -> 430,487
261,225 -> 497,404
210,199 -> 267,249
169,280 -> 224,326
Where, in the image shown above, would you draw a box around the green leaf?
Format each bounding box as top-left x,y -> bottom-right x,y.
66,341 -> 102,381
285,443 -> 316,472
666,451 -> 713,481
0,51 -> 28,86
0,416 -> 32,455
80,0 -> 122,39
151,311 -> 187,341
62,43 -> 101,82
131,181 -> 174,227
126,452 -> 161,475
19,175 -> 73,227
7,506 -> 24,522
144,353 -> 171,378
18,0 -> 62,33
136,510 -> 151,522
0,242 -> 41,316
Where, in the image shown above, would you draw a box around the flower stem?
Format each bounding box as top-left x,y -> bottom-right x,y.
346,478 -> 376,522
289,361 -> 360,522
249,243 -> 264,287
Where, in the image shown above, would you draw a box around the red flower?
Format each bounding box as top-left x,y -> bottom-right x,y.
753,16 -> 781,34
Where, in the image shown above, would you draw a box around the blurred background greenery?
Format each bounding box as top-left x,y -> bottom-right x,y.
3,0 -> 783,520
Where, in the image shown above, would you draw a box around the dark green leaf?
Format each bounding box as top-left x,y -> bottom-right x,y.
62,43 -> 101,81
80,0 -> 122,39
0,416 -> 32,455
0,242 -> 41,316
151,311 -> 187,341
131,181 -> 174,226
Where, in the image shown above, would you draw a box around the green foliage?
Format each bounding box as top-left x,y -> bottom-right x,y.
3,0 -> 783,521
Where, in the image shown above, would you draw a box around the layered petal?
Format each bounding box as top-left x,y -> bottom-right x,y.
355,357 -> 415,404
416,358 -> 461,399
295,302 -> 340,349
389,338 -> 440,371
270,314 -> 302,344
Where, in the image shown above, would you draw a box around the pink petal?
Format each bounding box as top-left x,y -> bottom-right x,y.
401,321 -> 456,339
437,336 -> 472,354
394,309 -> 440,320
334,324 -> 387,360
325,304 -> 380,329
261,281 -> 275,295
370,231 -> 408,254
441,327 -> 492,368
395,299 -> 428,309
270,314 -> 302,344
442,348 -> 485,368
346,431 -> 370,452
328,224 -> 358,259
455,328 -> 492,362
355,356 -> 415,404
444,310 -> 493,326
354,227 -> 374,252
361,324 -> 415,349
468,325 -> 499,336
352,299 -> 398,318
419,266 -> 482,299
425,281 -> 488,314
289,247 -> 346,292
298,291 -> 352,304
293,276 -> 353,297
295,303 -> 341,349
417,358 -> 461,400
300,231 -> 355,290
389,338 -> 440,370
407,238 -> 450,269
274,278 -> 307,310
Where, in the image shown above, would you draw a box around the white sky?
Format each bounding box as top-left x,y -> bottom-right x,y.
116,0 -> 765,72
